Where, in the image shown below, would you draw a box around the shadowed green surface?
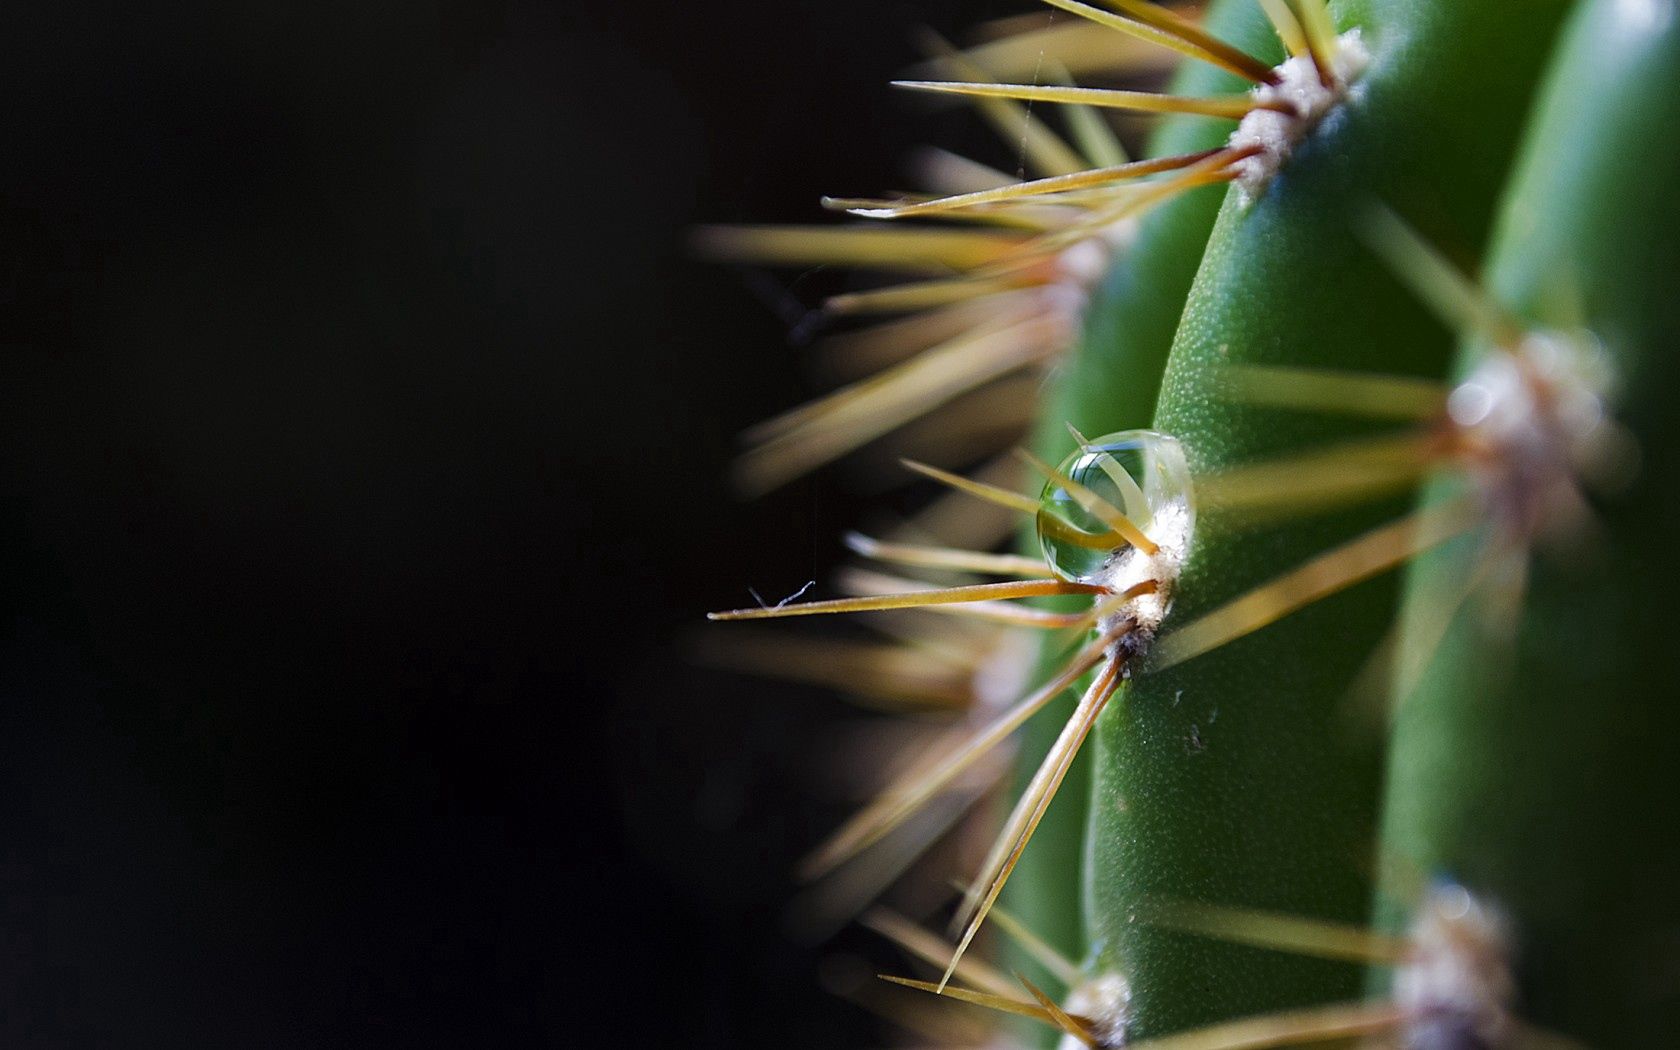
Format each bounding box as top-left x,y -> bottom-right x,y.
1377,0 -> 1680,1043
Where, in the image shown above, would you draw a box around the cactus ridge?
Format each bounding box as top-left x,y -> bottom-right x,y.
700,0 -> 1674,1044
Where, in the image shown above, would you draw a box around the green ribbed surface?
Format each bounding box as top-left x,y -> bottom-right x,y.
1376,1 -> 1680,1044
1081,0 -> 1572,1035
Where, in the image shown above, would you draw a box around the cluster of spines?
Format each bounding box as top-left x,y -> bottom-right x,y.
698,0 -> 1368,495
702,0 -> 1636,1046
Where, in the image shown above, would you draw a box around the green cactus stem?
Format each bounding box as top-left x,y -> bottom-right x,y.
1079,0 -> 1571,1036
1375,0 -> 1680,1043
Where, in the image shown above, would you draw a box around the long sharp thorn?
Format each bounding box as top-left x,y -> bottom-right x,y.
709,578 -> 1104,621
893,80 -> 1261,120
1017,972 -> 1099,1046
1196,435 -> 1439,524
1017,448 -> 1159,554
735,314 -> 1059,493
1126,1001 -> 1403,1050
998,146 -> 1252,259
862,909 -> 1017,998
1152,500 -> 1478,671
838,569 -> 1102,629
787,784 -> 983,943
1067,579 -> 1159,634
1098,0 -> 1281,83
943,659 -> 1124,989
745,302 -> 1040,443
846,150 -> 1223,220
917,29 -> 1086,178
1358,205 -> 1524,346
901,458 -> 1041,514
1391,539 -> 1504,707
824,274 -> 1026,315
1283,0 -> 1336,87
1215,364 -> 1449,420
694,632 -> 973,710
896,462 -> 1129,568
983,901 -> 1082,986
1290,0 -> 1342,85
1037,0 -> 1278,84
691,224 -> 1028,273
801,625 -> 1123,877
930,20 -> 1176,83
1135,897 -> 1411,964
1068,422 -> 1152,522
844,532 -> 1048,578
1044,59 -> 1128,168
813,293 -> 1036,381
1255,0 -> 1311,57
877,975 -> 1093,1031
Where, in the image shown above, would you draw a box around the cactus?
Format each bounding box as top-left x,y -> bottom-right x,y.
703,0 -> 1679,1045
1375,0 -> 1680,1044
1080,0 -> 1571,1036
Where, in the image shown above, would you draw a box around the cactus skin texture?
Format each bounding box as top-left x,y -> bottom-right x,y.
705,1 -> 1680,1043
1004,0 -> 1284,1006
1376,0 -> 1680,1044
1078,0 -> 1573,1037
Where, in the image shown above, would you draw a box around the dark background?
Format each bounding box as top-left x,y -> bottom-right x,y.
0,0 -> 1033,1046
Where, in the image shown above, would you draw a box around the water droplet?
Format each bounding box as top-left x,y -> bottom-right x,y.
1036,429 -> 1194,583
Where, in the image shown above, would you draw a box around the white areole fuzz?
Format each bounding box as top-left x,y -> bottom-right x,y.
1394,884 -> 1514,1048
1230,30 -> 1371,203
1057,971 -> 1132,1050
1449,328 -> 1618,542
1096,499 -> 1191,661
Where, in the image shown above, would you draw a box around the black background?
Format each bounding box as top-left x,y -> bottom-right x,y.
0,0 -> 1036,1046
